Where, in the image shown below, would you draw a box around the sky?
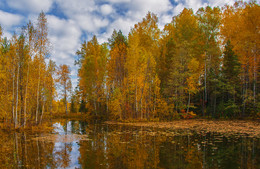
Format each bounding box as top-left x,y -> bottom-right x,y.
0,0 -> 246,89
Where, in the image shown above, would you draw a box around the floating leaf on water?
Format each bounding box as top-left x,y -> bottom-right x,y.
214,140 -> 223,143
81,138 -> 92,141
120,142 -> 129,144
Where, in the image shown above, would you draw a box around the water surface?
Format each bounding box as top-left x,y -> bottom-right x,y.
1,120 -> 259,168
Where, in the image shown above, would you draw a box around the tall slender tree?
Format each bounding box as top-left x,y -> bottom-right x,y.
57,64 -> 72,115
35,11 -> 49,123
107,30 -> 128,119
196,6 -> 221,117
77,36 -> 108,117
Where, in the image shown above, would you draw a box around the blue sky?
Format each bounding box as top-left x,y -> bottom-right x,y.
0,0 -> 243,89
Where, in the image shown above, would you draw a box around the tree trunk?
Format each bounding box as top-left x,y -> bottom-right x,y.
12,72 -> 15,127
93,99 -> 97,116
187,91 -> 191,113
253,47 -> 256,106
19,63 -> 24,127
23,63 -> 29,127
40,102 -> 44,124
204,56 -> 207,117
15,61 -> 20,128
135,77 -> 138,118
36,63 -> 41,124
40,80 -> 46,123
65,86 -> 68,115
139,58 -> 150,119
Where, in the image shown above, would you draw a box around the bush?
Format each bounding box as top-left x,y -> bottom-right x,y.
180,109 -> 197,119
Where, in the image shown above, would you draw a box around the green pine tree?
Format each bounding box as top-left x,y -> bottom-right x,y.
222,40 -> 241,117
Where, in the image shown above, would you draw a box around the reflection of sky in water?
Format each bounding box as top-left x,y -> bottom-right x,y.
0,120 -> 259,168
53,122 -> 65,135
43,121 -> 260,169
52,122 -> 81,169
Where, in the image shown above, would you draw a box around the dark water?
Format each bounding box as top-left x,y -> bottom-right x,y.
1,120 -> 260,169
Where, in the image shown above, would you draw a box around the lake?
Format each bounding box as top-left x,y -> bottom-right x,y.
1,119 -> 259,168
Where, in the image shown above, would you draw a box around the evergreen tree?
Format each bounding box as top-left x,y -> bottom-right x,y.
222,40 -> 241,117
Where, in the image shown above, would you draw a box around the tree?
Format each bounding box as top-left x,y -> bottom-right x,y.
161,8 -> 204,116
221,40 -> 241,117
223,2 -> 260,116
0,14 -> 57,128
107,30 -> 128,119
45,60 -> 56,116
77,36 -> 108,117
196,6 -> 221,117
126,12 -> 161,119
57,64 -> 72,115
70,88 -> 80,113
35,11 -> 49,123
22,21 -> 35,127
16,32 -> 30,127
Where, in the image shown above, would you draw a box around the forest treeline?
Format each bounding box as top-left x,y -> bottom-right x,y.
0,1 -> 259,127
0,12 -> 72,128
74,1 -> 259,120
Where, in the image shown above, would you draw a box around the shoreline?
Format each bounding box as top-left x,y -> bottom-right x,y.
105,119 -> 260,138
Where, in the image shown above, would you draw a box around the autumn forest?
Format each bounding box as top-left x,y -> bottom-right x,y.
0,1 -> 259,129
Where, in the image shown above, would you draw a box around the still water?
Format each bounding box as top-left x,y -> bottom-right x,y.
1,120 -> 259,169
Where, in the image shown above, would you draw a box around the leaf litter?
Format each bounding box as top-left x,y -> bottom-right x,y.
106,119 -> 260,138
32,134 -> 92,143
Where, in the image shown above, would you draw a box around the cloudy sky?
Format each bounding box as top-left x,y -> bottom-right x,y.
0,0 -> 242,89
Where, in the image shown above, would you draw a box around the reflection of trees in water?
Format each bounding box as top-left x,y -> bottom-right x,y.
77,125 -> 260,169
0,131 -> 56,168
78,123 -> 108,168
0,122 -> 259,168
201,135 -> 260,169
53,142 -> 72,168
53,118 -> 72,168
78,125 -> 163,169
0,120 -> 75,168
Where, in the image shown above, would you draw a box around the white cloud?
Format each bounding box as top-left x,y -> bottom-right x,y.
185,0 -> 204,11
71,76 -> 79,89
209,0 -> 236,7
2,30 -> 13,39
55,0 -> 110,33
101,0 -> 174,40
47,15 -> 81,66
72,14 -> 109,33
94,17 -> 109,29
130,0 -> 173,16
159,14 -> 172,29
173,3 -> 185,15
54,0 -> 173,39
55,0 -> 96,16
7,0 -> 53,13
111,17 -> 136,35
104,0 -> 130,3
0,10 -> 24,28
47,15 -> 81,89
100,4 -> 114,15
